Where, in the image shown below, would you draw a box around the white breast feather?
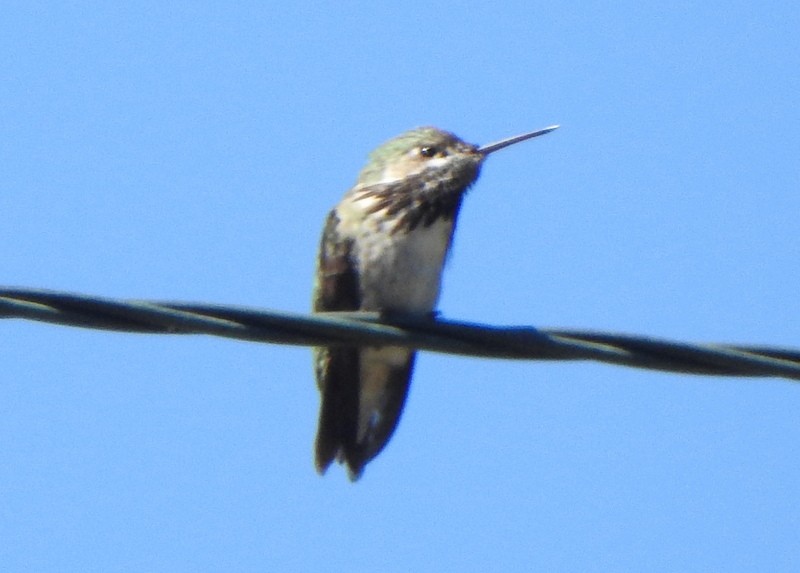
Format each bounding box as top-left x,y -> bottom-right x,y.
355,216 -> 453,312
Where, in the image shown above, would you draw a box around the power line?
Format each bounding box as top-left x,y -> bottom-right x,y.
2,287 -> 799,381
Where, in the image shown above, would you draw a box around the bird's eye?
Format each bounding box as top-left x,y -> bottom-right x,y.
419,146 -> 438,158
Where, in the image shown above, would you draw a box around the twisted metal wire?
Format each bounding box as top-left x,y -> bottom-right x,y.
2,287 -> 799,381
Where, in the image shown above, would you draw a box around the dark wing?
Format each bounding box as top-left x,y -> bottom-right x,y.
313,210 -> 362,474
312,208 -> 416,480
313,210 -> 360,315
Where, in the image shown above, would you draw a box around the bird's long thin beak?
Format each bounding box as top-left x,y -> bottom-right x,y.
478,125 -> 560,155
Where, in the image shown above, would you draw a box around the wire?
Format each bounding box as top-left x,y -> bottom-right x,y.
2,287 -> 799,381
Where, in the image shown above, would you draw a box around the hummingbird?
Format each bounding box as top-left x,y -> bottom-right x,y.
312,124 -> 559,480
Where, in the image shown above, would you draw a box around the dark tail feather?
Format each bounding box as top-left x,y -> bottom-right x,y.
314,347 -> 360,474
341,352 -> 416,480
315,349 -> 416,480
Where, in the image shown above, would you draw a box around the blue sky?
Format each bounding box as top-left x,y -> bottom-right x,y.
2,2 -> 799,571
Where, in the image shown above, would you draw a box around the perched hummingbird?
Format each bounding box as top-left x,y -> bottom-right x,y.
313,124 -> 559,480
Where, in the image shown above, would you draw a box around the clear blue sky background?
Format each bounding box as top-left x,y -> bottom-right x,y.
2,2 -> 799,571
